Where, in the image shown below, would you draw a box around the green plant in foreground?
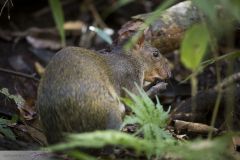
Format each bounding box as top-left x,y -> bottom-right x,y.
0,88 -> 24,140
47,85 -> 233,160
48,0 -> 65,46
122,84 -> 172,142
47,131 -> 233,160
47,84 -> 173,158
0,88 -> 25,107
180,23 -> 210,104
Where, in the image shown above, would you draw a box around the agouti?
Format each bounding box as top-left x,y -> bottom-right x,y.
37,41 -> 171,144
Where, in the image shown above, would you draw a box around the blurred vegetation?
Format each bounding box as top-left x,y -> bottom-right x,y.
121,84 -> 172,141
45,0 -> 240,159
48,85 -> 233,160
48,0 -> 65,46
181,0 -> 240,138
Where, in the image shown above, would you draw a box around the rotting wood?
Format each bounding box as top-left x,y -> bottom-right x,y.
118,1 -> 201,54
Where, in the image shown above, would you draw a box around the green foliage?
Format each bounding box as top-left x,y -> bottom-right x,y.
180,0 -> 240,72
192,0 -> 240,35
47,131 -> 232,160
47,87 -> 232,159
122,84 -> 172,141
0,88 -> 25,107
48,0 -> 65,46
182,51 -> 240,83
67,150 -> 98,160
44,1 -> 239,159
202,51 -> 240,66
192,0 -> 240,45
124,0 -> 176,50
180,23 -> 209,71
47,130 -> 152,153
224,0 -> 240,21
180,23 -> 210,110
47,85 -> 172,158
0,88 -> 22,140
168,135 -> 232,160
0,118 -> 16,140
180,0 -> 240,132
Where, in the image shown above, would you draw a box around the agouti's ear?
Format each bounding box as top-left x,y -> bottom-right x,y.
134,33 -> 145,50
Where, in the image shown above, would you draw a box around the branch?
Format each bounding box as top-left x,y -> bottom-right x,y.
0,68 -> 39,82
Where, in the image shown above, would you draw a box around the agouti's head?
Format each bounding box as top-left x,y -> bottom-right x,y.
117,32 -> 171,82
133,42 -> 172,82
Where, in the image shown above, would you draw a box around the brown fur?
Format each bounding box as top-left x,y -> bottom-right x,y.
37,44 -> 171,144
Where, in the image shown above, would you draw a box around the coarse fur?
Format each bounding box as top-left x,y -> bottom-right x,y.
37,44 -> 171,144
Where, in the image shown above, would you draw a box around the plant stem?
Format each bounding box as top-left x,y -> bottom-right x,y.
208,36 -> 222,139
190,73 -> 198,118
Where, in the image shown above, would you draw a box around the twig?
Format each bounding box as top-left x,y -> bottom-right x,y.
87,1 -> 107,28
174,120 -> 218,135
0,67 -> 39,82
214,72 -> 240,90
146,82 -> 168,99
0,0 -> 13,16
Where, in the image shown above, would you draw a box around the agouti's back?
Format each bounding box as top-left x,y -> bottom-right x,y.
37,47 -> 124,144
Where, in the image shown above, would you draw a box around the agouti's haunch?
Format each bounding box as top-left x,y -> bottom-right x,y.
37,41 -> 171,144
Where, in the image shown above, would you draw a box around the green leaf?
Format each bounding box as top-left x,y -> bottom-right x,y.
124,0 -> 176,51
0,88 -> 25,107
192,0 -> 217,24
180,23 -> 209,70
227,0 -> 240,21
181,51 -> 240,83
0,118 -> 16,140
68,150 -> 96,160
48,0 -> 66,46
44,76 -> 232,159
122,84 -> 172,142
47,130 -> 153,154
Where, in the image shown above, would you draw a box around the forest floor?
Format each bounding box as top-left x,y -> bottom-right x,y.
0,0 -> 240,159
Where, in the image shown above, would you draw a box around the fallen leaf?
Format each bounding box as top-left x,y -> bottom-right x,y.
18,98 -> 37,121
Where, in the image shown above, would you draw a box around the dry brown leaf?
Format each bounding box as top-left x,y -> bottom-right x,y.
25,28 -> 61,50
18,98 -> 36,121
13,124 -> 47,146
34,62 -> 45,77
64,20 -> 86,31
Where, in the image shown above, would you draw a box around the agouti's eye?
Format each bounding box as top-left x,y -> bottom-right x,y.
153,50 -> 160,57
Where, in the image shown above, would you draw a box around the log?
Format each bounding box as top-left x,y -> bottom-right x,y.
171,86 -> 240,129
118,1 -> 201,53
